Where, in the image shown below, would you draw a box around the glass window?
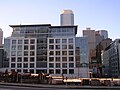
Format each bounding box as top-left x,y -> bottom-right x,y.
17,63 -> 22,68
69,57 -> 74,61
56,45 -> 60,49
49,51 -> 54,55
69,45 -> 73,49
17,51 -> 22,56
11,46 -> 16,50
37,56 -> 47,62
24,45 -> 28,50
17,69 -> 21,72
69,51 -> 74,55
62,69 -> 67,74
30,39 -> 35,44
56,63 -> 60,68
30,69 -> 34,73
56,57 -> 60,62
49,45 -> 54,49
23,69 -> 28,73
62,57 -> 67,62
24,51 -> 28,56
11,51 -> 16,56
63,29 -> 66,32
56,69 -> 61,74
23,63 -> 28,68
62,39 -> 67,43
56,51 -> 60,55
49,69 -> 54,74
24,40 -> 29,44
57,28 -> 61,32
30,63 -> 34,68
62,45 -> 67,49
11,57 -> 16,62
11,63 -> 15,68
12,40 -> 16,44
56,39 -> 60,43
18,40 -> 22,44
49,39 -> 54,43
17,57 -> 22,62
62,63 -> 67,68
69,69 -> 74,74
30,45 -> 35,50
49,63 -> 54,68
62,51 -> 67,55
30,57 -> 34,62
24,57 -> 28,62
30,51 -> 35,56
49,57 -> 54,62
68,38 -> 73,43
69,63 -> 74,68
18,45 -> 22,50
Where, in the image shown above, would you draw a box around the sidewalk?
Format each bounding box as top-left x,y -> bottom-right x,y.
0,82 -> 120,89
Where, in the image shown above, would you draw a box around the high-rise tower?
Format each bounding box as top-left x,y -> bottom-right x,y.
0,28 -> 3,46
60,10 -> 74,26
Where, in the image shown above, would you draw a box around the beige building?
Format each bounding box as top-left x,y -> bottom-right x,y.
83,28 -> 96,63
83,28 -> 96,50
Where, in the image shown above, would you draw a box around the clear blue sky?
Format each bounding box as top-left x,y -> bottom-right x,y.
0,0 -> 120,40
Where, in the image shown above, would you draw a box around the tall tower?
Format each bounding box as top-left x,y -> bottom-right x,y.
60,10 -> 74,26
0,28 -> 3,46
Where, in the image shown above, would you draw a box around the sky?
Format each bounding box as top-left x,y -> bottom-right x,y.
0,0 -> 120,40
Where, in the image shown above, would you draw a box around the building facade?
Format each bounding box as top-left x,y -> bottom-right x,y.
75,37 -> 89,78
5,37 -> 37,73
102,39 -> 120,77
60,10 -> 74,26
4,24 -> 89,78
47,37 -> 76,77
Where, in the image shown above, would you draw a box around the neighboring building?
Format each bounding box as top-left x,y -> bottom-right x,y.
97,30 -> 108,39
82,27 -> 111,78
95,31 -> 104,46
83,27 -> 96,50
95,38 -> 112,77
75,37 -> 89,78
0,46 -> 4,68
102,39 -> 120,78
4,24 -> 89,78
0,28 -> 3,46
0,46 -> 9,72
60,10 -> 74,26
83,27 -> 96,66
